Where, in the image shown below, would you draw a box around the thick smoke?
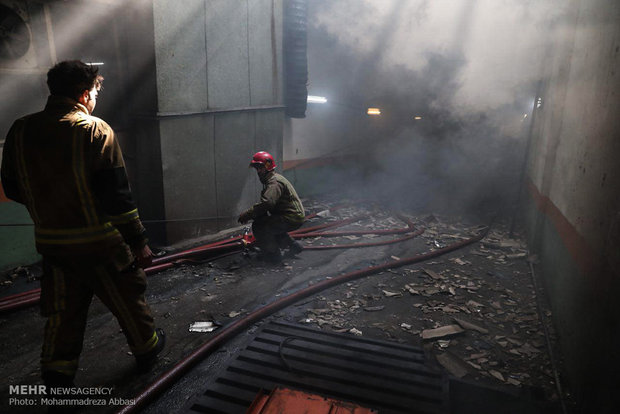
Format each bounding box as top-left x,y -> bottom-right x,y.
291,0 -> 570,218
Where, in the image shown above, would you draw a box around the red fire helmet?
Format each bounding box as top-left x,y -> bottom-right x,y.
249,151 -> 276,171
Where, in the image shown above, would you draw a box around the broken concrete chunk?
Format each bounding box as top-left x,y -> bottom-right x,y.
506,337 -> 523,346
466,352 -> 487,361
506,378 -> 522,386
489,370 -> 505,382
436,352 -> 469,378
466,300 -> 484,308
308,308 -> 331,315
453,317 -> 489,334
437,340 -> 451,349
517,342 -> 541,356
451,258 -> 469,266
363,306 -> 385,312
424,288 -> 441,295
382,290 -> 402,297
349,328 -> 363,336
421,324 -> 465,340
404,284 -> 420,295
467,361 -> 482,370
423,268 -> 444,280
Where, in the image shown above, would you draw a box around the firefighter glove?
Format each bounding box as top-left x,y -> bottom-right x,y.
238,211 -> 251,224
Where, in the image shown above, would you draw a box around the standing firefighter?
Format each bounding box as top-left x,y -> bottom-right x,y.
0,60 -> 164,391
238,151 -> 305,264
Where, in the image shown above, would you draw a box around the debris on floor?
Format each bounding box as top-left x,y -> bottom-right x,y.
0,198 -> 564,414
288,200 -> 561,402
189,321 -> 219,333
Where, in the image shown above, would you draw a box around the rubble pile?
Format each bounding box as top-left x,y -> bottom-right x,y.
292,201 -> 560,400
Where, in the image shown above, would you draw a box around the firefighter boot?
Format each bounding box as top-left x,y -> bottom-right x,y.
135,328 -> 166,373
286,241 -> 303,257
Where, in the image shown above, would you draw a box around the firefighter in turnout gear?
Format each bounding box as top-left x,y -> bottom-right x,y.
0,61 -> 165,391
238,151 -> 305,264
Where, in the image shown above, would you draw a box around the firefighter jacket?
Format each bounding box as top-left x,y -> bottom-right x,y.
1,95 -> 147,256
244,171 -> 305,223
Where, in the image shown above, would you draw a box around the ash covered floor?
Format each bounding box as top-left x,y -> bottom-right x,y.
0,198 -> 565,413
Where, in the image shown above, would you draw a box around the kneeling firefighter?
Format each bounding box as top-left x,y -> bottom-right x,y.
238,151 -> 305,264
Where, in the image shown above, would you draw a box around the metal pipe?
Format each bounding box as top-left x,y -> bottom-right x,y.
116,228 -> 488,414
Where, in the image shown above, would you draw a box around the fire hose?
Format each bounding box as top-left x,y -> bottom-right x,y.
0,214 -> 415,313
116,227 -> 488,414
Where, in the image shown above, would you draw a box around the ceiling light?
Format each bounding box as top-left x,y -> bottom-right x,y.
307,95 -> 327,103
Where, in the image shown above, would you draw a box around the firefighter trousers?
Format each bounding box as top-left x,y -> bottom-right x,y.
40,242 -> 157,378
252,215 -> 302,254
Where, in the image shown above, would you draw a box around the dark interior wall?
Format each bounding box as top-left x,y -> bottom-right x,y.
525,0 -> 620,410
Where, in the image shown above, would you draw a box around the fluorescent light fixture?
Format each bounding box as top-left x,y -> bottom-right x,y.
367,108 -> 381,115
414,116 -> 422,120
86,62 -> 105,66
307,95 -> 327,103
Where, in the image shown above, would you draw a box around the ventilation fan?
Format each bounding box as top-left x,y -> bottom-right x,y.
0,4 -> 31,60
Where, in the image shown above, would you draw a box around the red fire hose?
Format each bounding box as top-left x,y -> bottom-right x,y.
116,228 -> 488,414
0,208 -> 357,311
0,214 -> 407,313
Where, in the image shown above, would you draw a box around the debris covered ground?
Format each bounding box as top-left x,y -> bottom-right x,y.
0,198 -> 566,413
288,202 -> 560,396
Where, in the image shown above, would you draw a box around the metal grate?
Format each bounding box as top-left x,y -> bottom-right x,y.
184,321 -> 449,414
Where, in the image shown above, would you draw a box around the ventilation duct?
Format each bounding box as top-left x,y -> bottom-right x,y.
283,0 -> 308,118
